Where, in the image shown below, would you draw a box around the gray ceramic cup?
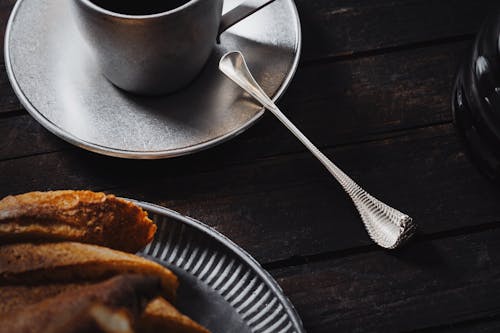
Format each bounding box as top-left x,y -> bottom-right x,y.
72,0 -> 276,95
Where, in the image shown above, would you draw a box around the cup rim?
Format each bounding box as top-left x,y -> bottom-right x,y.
77,0 -> 200,19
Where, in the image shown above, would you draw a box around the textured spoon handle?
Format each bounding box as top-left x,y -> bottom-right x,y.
219,51 -> 416,249
269,105 -> 416,249
321,158 -> 416,249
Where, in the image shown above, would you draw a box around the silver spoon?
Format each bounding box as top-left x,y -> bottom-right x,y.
219,51 -> 416,249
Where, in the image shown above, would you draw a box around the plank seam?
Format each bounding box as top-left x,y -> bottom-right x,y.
0,119 -> 453,164
264,220 -> 500,271
301,34 -> 475,67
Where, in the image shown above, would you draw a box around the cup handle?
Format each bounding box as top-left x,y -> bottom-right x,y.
217,0 -> 277,43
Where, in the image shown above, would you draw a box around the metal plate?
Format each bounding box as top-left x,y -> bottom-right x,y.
5,0 -> 301,159
135,200 -> 305,333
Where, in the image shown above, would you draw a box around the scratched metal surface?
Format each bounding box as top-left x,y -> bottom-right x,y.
5,0 -> 301,158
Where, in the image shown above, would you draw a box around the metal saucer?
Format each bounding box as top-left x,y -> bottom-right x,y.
5,0 -> 301,159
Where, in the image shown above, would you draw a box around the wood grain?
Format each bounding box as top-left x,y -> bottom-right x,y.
273,227 -> 500,332
1,124 -> 499,264
0,0 -> 23,114
0,62 -> 22,114
0,115 -> 68,160
421,319 -> 500,332
296,0 -> 497,61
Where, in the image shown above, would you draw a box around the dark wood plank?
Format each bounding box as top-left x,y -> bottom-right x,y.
297,0 -> 497,61
0,41 -> 468,161
418,318 -> 500,333
0,0 -> 23,114
0,0 -> 16,43
0,62 -> 22,114
1,124 -> 499,263
0,114 -> 68,160
272,227 -> 500,332
279,40 -> 465,146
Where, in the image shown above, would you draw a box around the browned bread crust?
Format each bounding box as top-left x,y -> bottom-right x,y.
0,242 -> 178,301
0,191 -> 209,332
1,287 -> 210,333
0,283 -> 86,315
138,297 -> 211,333
0,190 -> 156,253
0,275 -> 160,333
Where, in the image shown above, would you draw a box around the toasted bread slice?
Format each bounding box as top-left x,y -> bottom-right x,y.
0,283 -> 86,315
0,286 -> 136,333
0,190 -> 156,253
0,275 -> 158,333
0,242 -> 178,300
0,287 -> 210,333
138,297 -> 211,333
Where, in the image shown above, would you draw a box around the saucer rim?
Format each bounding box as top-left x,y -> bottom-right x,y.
4,0 -> 302,159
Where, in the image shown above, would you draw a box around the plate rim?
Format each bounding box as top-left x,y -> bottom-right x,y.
4,0 -> 302,160
131,199 -> 306,333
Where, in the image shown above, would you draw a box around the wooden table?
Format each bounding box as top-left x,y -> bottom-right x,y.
2,0 -> 500,331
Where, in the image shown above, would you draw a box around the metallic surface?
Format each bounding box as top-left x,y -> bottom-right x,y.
220,51 -> 416,249
219,0 -> 276,36
135,200 -> 305,333
74,0 -> 278,95
5,0 -> 301,159
73,0 -> 224,95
